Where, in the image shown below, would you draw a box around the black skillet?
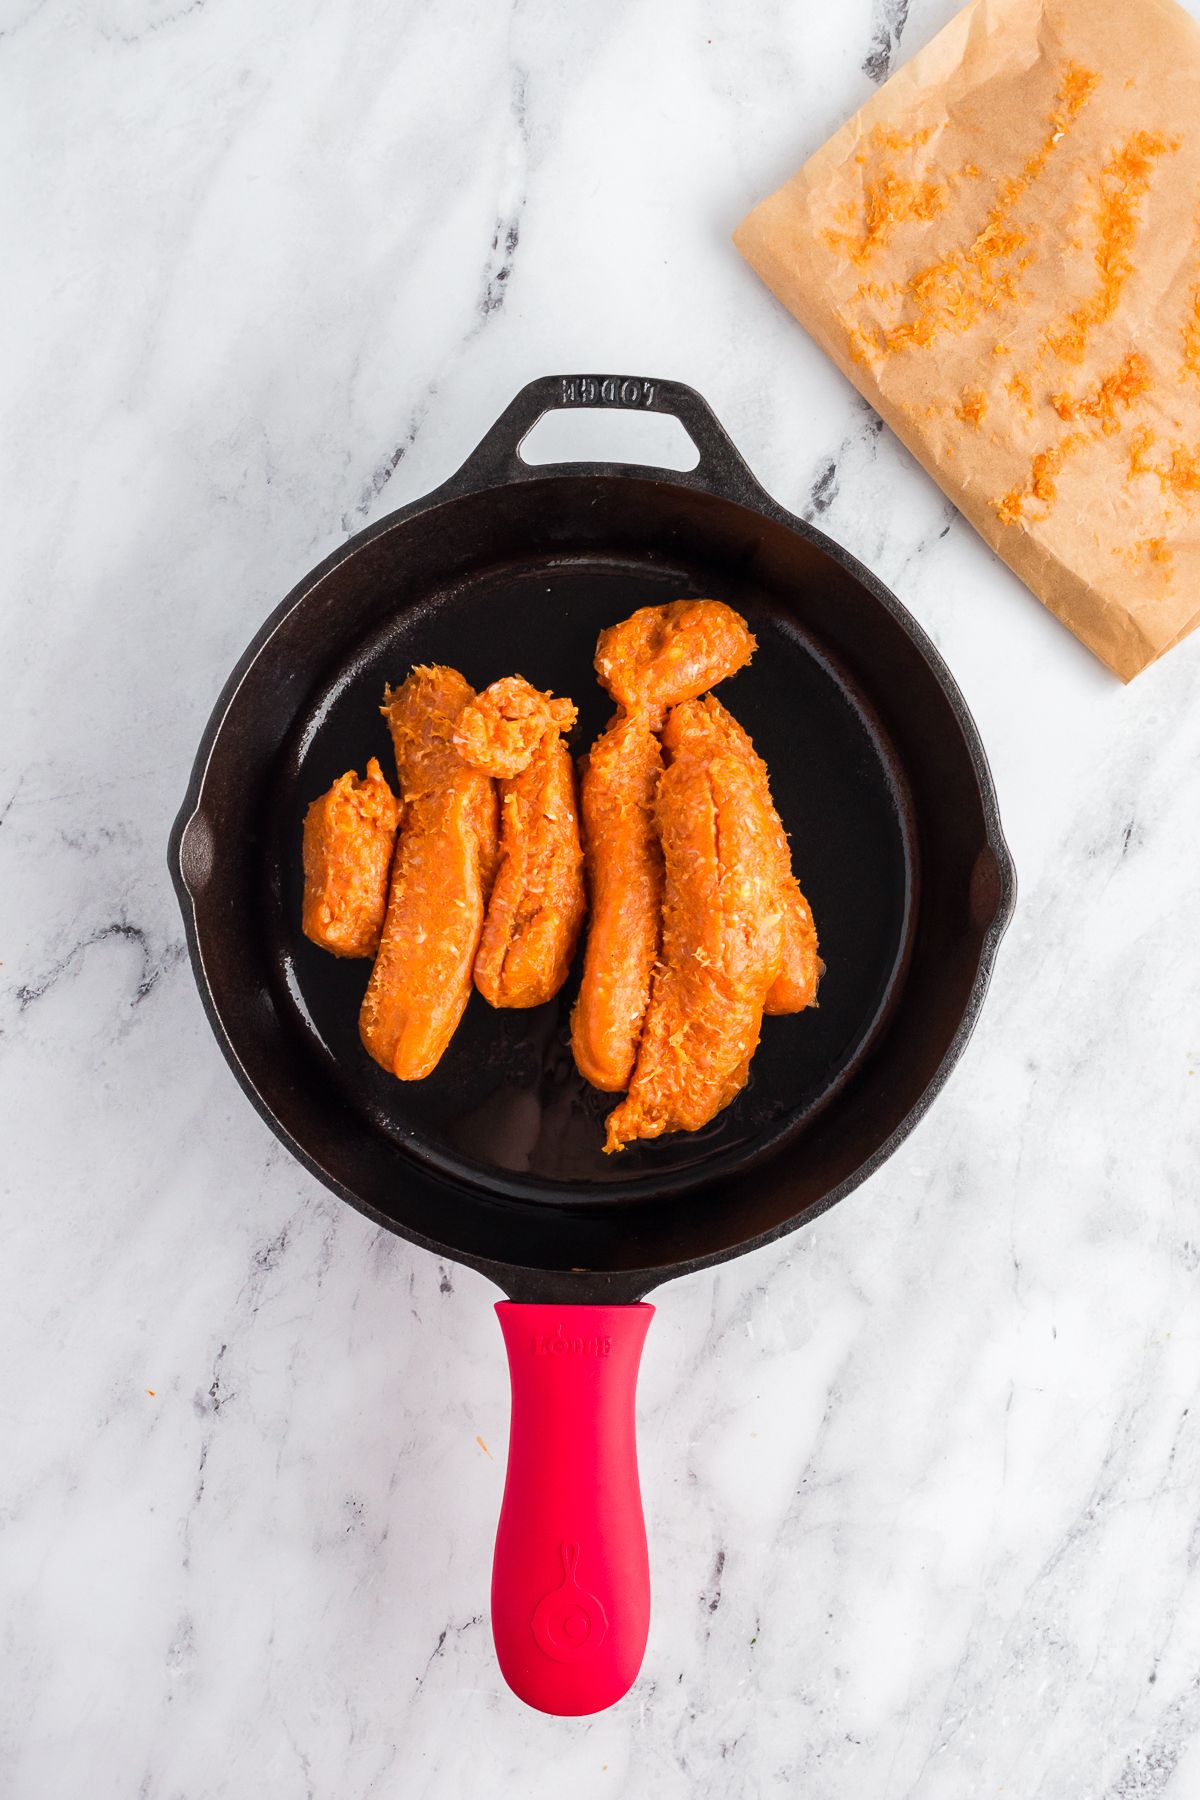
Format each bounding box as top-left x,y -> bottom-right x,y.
169,373 -> 1014,1716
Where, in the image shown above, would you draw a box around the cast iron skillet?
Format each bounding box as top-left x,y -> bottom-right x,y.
169,374 -> 1014,1716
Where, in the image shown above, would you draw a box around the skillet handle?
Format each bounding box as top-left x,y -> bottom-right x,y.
491,1301 -> 654,1715
451,373 -> 764,500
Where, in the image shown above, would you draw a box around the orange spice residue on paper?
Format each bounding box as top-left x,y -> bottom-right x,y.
997,432 -> 1086,523
825,125 -> 945,265
475,1434 -> 493,1458
956,389 -> 988,425
850,278 -> 904,310
1120,534 -> 1176,585
850,61 -> 1102,361
1044,132 -> 1176,363
1006,370 -> 1034,416
847,325 -> 877,366
874,125 -> 937,154
1128,425 -> 1158,477
1154,441 -> 1200,500
826,173 -> 946,264
1051,351 -> 1152,433
1000,351 -> 1152,521
1126,426 -> 1200,500
1182,279 -> 1200,385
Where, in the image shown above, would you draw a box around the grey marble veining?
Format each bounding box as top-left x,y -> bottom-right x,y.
3,0 -> 1200,1794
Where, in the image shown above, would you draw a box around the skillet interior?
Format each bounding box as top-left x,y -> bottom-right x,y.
174,468 -> 1012,1299
271,558 -> 914,1198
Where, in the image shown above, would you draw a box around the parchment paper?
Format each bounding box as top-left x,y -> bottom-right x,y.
735,0 -> 1200,681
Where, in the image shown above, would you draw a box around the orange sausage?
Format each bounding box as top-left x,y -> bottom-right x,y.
474,734 -> 585,1008
570,713 -> 664,1093
603,730 -> 785,1153
764,888 -> 822,1016
594,599 -> 756,715
457,678 -> 585,1009
660,695 -> 821,1014
455,675 -> 576,780
359,667 -> 499,1080
301,759 -> 399,958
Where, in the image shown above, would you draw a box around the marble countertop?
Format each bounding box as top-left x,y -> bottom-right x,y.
5,0 -> 1200,1793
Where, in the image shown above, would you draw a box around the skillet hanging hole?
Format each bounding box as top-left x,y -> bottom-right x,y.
517,407 -> 701,473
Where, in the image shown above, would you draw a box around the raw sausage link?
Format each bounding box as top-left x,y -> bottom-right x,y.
594,598 -> 756,715
570,713 -> 665,1093
660,694 -> 821,1014
301,758 -> 399,958
603,739 -> 785,1153
359,666 -> 499,1080
461,679 -> 585,1009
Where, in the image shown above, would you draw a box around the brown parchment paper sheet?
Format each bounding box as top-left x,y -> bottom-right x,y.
735,0 -> 1200,680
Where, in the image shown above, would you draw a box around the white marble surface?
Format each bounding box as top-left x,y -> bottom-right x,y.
4,0 -> 1200,1792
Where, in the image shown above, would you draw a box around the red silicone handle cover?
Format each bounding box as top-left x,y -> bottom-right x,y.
492,1302 -> 654,1715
